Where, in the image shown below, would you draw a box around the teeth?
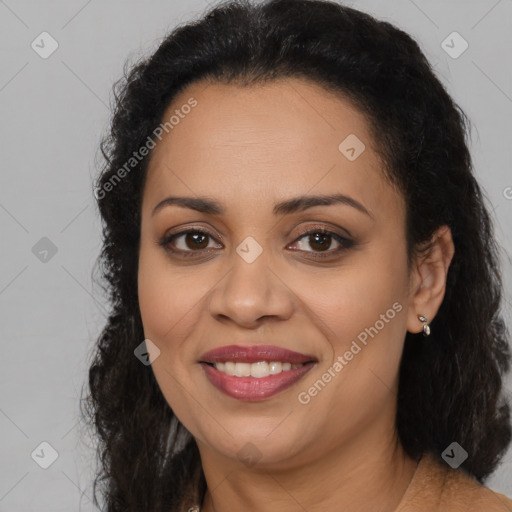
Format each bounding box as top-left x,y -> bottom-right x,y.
251,361 -> 270,378
269,361 -> 281,374
224,362 -> 236,375
234,362 -> 251,377
213,361 -> 303,378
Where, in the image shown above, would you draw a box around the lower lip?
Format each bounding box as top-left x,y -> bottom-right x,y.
200,362 -> 315,401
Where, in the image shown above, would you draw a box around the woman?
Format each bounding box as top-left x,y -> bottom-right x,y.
82,0 -> 512,510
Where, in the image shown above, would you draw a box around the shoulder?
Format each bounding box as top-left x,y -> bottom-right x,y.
397,452 -> 512,512
438,462 -> 512,511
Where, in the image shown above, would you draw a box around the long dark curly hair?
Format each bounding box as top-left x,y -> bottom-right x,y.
80,0 -> 512,510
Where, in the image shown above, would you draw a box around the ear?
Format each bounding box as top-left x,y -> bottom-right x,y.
406,225 -> 455,335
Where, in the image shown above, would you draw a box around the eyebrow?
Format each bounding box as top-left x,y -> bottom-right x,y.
151,193 -> 374,219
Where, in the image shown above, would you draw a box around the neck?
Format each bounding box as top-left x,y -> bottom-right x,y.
197,421 -> 418,512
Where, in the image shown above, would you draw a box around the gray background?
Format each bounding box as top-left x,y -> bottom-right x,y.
0,0 -> 511,510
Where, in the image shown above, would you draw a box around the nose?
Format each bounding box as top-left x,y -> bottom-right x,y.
207,250 -> 295,328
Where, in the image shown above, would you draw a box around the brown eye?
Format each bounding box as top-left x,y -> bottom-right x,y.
162,229 -> 222,254
182,232 -> 210,250
305,232 -> 334,252
293,231 -> 342,252
288,227 -> 354,258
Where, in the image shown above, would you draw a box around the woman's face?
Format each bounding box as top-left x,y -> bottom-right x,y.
138,77 -> 418,469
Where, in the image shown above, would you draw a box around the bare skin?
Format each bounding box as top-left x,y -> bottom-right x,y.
137,77 -> 455,512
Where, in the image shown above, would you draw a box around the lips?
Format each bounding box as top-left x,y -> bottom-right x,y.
199,344 -> 316,365
199,345 -> 317,401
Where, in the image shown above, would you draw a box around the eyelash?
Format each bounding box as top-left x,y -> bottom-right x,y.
159,225 -> 355,260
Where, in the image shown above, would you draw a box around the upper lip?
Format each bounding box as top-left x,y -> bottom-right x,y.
199,345 -> 317,365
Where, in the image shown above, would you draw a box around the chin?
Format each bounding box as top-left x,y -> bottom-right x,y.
194,421 -> 307,468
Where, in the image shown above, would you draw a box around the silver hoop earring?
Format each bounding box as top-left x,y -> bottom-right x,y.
418,315 -> 430,336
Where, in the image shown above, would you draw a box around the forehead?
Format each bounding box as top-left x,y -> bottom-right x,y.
143,77 -> 401,220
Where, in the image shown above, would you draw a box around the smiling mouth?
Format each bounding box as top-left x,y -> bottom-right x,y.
204,360 -> 308,378
197,345 -> 318,401
200,361 -> 316,400
198,344 -> 317,401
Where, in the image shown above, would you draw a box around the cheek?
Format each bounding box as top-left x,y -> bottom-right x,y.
137,252 -> 173,342
137,243 -> 220,378
138,243 -> 197,342
317,253 -> 406,338
137,246 -> 206,428
307,242 -> 409,395
292,262 -> 407,438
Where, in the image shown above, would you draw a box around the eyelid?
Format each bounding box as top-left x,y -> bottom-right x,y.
291,223 -> 352,241
160,224 -> 224,244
